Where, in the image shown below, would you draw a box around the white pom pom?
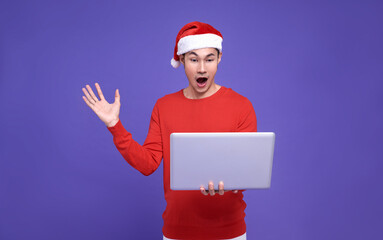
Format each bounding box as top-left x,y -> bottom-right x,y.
171,58 -> 180,68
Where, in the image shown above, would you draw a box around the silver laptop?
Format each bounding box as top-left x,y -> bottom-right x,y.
170,132 -> 275,190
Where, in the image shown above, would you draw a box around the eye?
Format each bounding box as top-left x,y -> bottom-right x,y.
190,59 -> 197,62
207,59 -> 214,62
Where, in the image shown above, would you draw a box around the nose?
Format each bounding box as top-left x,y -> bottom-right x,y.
197,61 -> 207,74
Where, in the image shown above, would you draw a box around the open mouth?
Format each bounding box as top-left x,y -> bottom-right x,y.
196,77 -> 208,84
196,77 -> 208,88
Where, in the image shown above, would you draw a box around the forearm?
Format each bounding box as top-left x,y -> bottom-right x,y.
107,119 -> 162,176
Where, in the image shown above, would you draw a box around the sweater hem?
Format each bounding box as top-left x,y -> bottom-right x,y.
163,220 -> 246,240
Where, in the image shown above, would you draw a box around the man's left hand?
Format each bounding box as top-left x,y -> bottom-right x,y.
200,181 -> 239,196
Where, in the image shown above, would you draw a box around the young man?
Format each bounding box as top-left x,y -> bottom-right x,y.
82,21 -> 257,240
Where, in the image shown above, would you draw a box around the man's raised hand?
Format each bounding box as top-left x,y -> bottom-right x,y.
82,83 -> 121,127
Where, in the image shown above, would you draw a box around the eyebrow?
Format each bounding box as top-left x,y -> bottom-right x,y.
188,52 -> 216,58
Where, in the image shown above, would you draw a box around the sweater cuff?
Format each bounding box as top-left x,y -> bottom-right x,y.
106,119 -> 127,137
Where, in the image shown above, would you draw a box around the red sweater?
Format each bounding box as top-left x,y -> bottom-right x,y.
107,86 -> 257,239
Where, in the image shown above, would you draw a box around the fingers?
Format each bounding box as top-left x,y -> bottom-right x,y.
218,181 -> 224,195
85,84 -> 99,103
232,190 -> 238,194
82,95 -> 96,112
94,83 -> 105,101
201,182 -> 228,196
115,89 -> 120,103
200,186 -> 208,196
82,86 -> 97,105
208,181 -> 215,196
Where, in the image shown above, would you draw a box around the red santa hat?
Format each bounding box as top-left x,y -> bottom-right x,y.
171,21 -> 223,68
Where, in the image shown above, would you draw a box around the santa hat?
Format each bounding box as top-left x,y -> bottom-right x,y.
171,21 -> 223,68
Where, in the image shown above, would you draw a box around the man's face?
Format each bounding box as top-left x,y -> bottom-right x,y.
180,47 -> 222,98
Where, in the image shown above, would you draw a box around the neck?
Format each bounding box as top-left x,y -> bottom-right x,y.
183,83 -> 221,99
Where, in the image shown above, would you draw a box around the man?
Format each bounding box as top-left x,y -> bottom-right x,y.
82,21 -> 257,240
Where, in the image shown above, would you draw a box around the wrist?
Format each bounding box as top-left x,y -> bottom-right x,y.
106,118 -> 119,128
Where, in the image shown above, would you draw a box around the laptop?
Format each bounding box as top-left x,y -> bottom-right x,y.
170,132 -> 275,190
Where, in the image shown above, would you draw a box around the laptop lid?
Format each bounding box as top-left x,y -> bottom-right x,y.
170,132 -> 275,190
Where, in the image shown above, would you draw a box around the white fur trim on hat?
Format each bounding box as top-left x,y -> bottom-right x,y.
177,33 -> 223,56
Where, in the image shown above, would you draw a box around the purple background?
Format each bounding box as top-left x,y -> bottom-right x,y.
1,0 -> 382,239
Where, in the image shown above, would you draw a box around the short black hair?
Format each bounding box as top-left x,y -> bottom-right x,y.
182,48 -> 220,59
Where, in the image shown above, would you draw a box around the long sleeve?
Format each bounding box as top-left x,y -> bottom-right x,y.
107,101 -> 163,176
236,98 -> 257,132
233,98 -> 257,195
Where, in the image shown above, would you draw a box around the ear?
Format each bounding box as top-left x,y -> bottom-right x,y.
218,52 -> 222,64
180,54 -> 185,65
